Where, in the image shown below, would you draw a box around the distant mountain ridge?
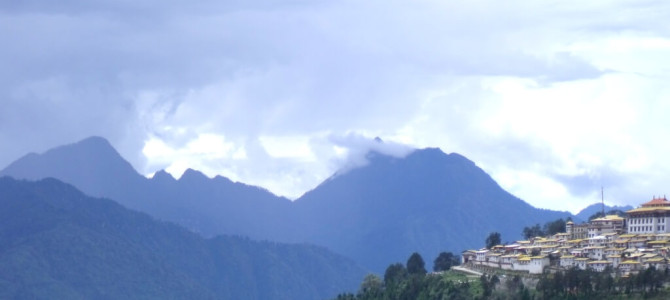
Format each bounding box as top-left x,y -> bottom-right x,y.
0,136 -> 293,240
0,177 -> 365,300
575,202 -> 634,221
1,137 -> 575,273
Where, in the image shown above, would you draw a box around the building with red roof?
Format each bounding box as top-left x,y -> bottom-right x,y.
627,197 -> 670,234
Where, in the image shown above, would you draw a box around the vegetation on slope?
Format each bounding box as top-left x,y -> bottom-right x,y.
0,177 -> 365,300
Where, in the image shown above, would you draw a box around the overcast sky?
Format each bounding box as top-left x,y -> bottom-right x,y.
2,0 -> 670,213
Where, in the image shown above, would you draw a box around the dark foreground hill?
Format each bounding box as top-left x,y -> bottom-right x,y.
0,177 -> 365,300
1,137 -> 575,273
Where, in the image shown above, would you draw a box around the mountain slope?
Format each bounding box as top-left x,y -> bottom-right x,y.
0,177 -> 365,300
0,137 -> 292,240
293,149 -> 573,272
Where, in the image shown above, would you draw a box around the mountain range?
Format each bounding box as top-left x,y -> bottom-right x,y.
574,202 -> 634,221
0,137 -> 292,240
1,136 -> 576,272
0,177 -> 365,299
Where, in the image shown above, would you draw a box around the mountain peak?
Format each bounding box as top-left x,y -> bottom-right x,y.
151,169 -> 176,182
403,148 -> 475,167
76,136 -> 113,148
0,136 -> 142,201
179,168 -> 209,182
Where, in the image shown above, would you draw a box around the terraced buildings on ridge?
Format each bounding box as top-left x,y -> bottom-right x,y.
462,196 -> 670,276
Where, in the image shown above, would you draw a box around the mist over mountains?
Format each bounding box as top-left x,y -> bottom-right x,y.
1,136 -> 576,272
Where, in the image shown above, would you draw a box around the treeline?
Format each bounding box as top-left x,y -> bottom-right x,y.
334,252 -> 536,300
333,252 -> 470,300
522,218 -> 567,240
536,267 -> 670,299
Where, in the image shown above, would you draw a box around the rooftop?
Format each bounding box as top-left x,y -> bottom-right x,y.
592,215 -> 625,222
642,196 -> 670,207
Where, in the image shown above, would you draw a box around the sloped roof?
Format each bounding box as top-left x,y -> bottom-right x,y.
592,215 -> 624,222
643,197 -> 670,207
627,197 -> 670,214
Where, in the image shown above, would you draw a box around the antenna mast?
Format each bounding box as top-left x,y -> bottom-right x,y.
600,185 -> 605,218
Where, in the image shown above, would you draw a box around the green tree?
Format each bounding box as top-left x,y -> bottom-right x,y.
522,224 -> 544,239
406,252 -> 427,275
383,263 -> 407,286
358,274 -> 383,299
485,232 -> 501,249
543,218 -> 566,236
433,252 -> 459,272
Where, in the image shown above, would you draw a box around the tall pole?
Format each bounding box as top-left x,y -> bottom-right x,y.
600,185 -> 605,218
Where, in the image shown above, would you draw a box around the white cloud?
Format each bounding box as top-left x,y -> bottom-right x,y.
2,0 -> 670,212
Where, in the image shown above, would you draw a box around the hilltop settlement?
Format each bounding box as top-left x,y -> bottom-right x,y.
462,196 -> 670,276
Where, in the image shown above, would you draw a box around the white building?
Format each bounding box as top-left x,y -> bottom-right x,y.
588,215 -> 625,238
627,197 -> 670,234
587,260 -> 612,272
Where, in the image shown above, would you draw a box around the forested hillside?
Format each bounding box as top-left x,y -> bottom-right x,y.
0,177 -> 365,300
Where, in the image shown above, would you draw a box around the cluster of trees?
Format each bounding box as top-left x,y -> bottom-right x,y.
433,252 -> 461,272
536,267 -> 670,299
522,218 -> 567,240
485,232 -> 501,249
334,252 -> 472,300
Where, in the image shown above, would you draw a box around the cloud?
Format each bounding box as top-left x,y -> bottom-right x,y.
326,133 -> 414,175
2,0 -> 670,211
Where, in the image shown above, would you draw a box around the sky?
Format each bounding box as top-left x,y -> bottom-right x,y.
2,0 -> 670,213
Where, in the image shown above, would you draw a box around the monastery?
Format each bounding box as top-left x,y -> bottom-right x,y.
462,196 -> 670,276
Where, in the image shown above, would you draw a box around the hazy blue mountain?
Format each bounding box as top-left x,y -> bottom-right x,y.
1,137 -> 576,273
0,177 -> 365,300
575,202 -> 634,222
292,149 -> 573,272
0,136 -> 292,240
